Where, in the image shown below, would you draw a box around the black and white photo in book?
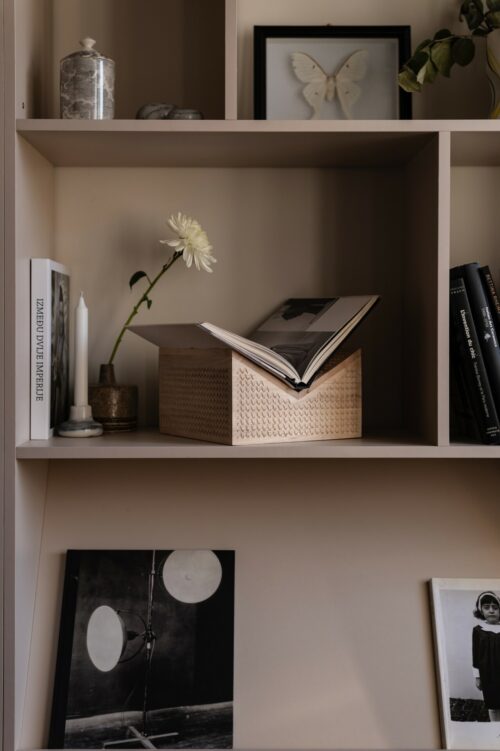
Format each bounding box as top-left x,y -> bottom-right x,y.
30,258 -> 70,438
431,579 -> 500,749
50,268 -> 70,428
49,550 -> 234,750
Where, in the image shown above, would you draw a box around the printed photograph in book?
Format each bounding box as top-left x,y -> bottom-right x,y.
49,550 -> 235,749
50,269 -> 70,429
431,579 -> 500,749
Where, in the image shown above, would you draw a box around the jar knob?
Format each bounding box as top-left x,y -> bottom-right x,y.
80,37 -> 97,51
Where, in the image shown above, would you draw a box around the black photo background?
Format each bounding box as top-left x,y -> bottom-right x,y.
49,550 -> 234,748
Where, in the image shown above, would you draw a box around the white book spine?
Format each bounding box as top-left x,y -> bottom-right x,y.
31,259 -> 52,438
31,259 -> 71,438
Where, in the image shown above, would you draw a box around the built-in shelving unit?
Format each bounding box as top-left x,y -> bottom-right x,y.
5,2 -> 500,751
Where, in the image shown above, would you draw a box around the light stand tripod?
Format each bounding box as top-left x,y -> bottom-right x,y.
103,552 -> 179,749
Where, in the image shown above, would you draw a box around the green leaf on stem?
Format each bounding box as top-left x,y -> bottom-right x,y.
431,40 -> 454,76
488,10 -> 500,26
398,67 -> 422,92
415,38 -> 432,53
129,270 -> 148,289
146,298 -> 153,309
423,59 -> 439,83
452,37 -> 475,65
406,50 -> 429,75
460,0 -> 485,30
434,28 -> 453,40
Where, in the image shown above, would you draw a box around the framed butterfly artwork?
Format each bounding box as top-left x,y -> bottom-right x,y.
254,26 -> 412,120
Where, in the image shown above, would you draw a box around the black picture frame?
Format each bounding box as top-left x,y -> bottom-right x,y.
254,25 -> 412,120
49,549 -> 235,749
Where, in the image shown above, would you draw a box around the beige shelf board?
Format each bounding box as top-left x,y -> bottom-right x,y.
16,119 -> 437,167
14,430 -> 500,459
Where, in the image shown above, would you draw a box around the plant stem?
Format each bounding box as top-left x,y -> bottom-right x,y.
108,251 -> 182,364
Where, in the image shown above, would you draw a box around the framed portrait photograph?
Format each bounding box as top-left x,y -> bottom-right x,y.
49,549 -> 234,749
431,578 -> 500,749
254,26 -> 411,120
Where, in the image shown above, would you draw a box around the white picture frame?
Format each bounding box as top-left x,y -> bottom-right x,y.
431,578 -> 500,749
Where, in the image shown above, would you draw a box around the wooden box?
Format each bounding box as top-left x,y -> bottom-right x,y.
158,348 -> 362,445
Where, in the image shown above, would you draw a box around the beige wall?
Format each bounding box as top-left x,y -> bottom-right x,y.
20,458 -> 500,750
237,0 -> 491,120
54,166 -> 407,431
16,0 -> 493,120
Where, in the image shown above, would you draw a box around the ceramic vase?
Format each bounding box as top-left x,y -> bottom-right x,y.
89,364 -> 138,432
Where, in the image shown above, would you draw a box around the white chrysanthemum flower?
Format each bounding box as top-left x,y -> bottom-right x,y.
160,212 -> 216,272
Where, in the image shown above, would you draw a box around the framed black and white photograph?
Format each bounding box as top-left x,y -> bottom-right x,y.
49,550 -> 234,749
431,578 -> 500,749
254,26 -> 411,120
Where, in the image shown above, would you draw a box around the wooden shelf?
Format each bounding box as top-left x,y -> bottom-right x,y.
17,119 -> 439,167
15,430 -> 500,459
17,119 -> 500,168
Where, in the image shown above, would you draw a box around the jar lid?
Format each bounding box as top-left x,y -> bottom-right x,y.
61,38 -> 114,64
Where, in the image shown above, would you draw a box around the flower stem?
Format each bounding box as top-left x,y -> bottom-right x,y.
108,252 -> 182,364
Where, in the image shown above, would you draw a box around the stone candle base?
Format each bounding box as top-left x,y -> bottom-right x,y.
57,404 -> 103,437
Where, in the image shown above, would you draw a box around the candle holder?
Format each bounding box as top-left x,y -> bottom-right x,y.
56,292 -> 104,438
57,404 -> 103,437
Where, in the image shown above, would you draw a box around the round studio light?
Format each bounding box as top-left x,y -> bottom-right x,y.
162,550 -> 222,603
86,605 -> 127,672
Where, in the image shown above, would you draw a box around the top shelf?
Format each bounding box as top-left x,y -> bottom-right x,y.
16,120 -> 500,168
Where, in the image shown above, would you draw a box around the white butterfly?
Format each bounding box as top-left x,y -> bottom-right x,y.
290,49 -> 369,120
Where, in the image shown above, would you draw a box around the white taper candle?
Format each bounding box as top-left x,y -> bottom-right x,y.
74,292 -> 88,407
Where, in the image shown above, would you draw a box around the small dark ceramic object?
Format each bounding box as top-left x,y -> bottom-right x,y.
136,103 -> 177,119
89,364 -> 138,432
167,108 -> 204,120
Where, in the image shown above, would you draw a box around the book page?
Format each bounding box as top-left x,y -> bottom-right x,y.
251,297 -> 374,379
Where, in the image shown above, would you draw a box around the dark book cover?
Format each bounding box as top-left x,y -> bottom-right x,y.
451,263 -> 500,414
479,265 -> 500,336
449,275 -> 500,444
449,351 -> 481,443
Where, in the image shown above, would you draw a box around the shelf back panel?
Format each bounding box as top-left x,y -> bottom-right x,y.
15,0 -> 226,120
49,163 -> 435,435
19,458 -> 500,749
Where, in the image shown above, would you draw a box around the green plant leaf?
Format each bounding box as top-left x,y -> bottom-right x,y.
415,38 -> 432,53
434,28 -> 453,40
488,10 -> 500,26
398,68 -> 422,92
487,0 -> 500,11
146,297 -> 153,309
423,59 -> 439,83
406,50 -> 429,75
452,37 -> 476,65
129,270 -> 148,289
460,0 -> 485,29
431,40 -> 454,76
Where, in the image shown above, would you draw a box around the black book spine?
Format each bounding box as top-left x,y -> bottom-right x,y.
479,265 -> 500,336
449,276 -> 500,444
452,262 -> 500,413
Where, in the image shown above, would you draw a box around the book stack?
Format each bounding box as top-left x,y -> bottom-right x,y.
450,263 -> 500,444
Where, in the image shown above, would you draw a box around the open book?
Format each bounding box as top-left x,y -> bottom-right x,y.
130,296 -> 379,390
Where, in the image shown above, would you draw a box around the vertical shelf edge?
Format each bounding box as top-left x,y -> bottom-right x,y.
225,0 -> 238,120
437,131 -> 451,446
3,0 -> 16,747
